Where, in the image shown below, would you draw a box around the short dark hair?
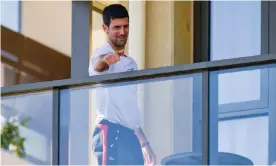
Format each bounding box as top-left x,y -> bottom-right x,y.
103,4 -> 129,26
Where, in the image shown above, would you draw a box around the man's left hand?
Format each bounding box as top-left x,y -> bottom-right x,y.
142,143 -> 156,166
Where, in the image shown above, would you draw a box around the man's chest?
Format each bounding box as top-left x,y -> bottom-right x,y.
111,56 -> 137,73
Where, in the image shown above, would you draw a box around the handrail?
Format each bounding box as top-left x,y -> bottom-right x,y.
1,54 -> 276,96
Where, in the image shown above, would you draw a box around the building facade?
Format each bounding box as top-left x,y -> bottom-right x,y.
1,1 -> 276,165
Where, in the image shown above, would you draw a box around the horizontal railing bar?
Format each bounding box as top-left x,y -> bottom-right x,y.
1,54 -> 276,96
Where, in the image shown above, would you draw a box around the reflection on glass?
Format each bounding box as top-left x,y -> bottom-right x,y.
209,64 -> 276,165
1,91 -> 53,165
219,116 -> 268,164
210,1 -> 262,107
1,1 -> 72,87
218,69 -> 261,105
1,61 -> 37,87
59,74 -> 203,165
210,1 -> 261,60
1,63 -> 17,86
1,25 -> 71,87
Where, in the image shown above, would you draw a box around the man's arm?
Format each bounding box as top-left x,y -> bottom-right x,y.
93,50 -> 124,72
94,55 -> 109,72
135,128 -> 156,165
134,128 -> 149,146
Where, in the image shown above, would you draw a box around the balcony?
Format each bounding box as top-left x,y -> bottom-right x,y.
1,54 -> 276,165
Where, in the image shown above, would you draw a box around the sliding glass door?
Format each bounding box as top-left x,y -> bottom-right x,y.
209,1 -> 276,165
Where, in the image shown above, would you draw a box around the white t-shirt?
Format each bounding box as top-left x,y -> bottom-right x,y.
88,42 -> 142,130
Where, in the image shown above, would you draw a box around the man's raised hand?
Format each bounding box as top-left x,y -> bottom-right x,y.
103,49 -> 125,65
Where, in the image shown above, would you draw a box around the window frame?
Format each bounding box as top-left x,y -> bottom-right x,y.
193,2 -> 276,164
193,1 -> 271,119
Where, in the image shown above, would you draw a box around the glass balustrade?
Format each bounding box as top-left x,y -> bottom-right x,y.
1,90 -> 53,165
209,64 -> 276,165
59,74 -> 203,165
1,60 -> 275,165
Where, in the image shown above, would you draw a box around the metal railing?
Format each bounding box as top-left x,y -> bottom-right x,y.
2,54 -> 275,96
1,54 -> 276,165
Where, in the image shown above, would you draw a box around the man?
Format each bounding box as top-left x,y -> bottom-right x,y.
88,4 -> 156,165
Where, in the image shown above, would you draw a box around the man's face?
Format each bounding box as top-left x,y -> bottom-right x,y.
103,17 -> 129,48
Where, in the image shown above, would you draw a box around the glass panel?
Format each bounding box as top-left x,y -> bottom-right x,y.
209,64 -> 276,165
1,91 -> 53,165
0,0 -> 21,32
1,61 -> 38,87
59,73 -> 203,165
210,1 -> 265,113
215,67 -> 268,113
218,70 -> 261,105
210,1 -> 261,60
1,63 -> 17,86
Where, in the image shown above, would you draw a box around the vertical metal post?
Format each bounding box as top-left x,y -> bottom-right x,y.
269,1 -> 276,54
71,1 -> 91,78
261,1 -> 269,54
193,1 -> 210,63
268,2 -> 276,163
52,88 -> 60,165
268,66 -> 276,164
192,74 -> 203,152
202,71 -> 210,165
207,71 -> 219,165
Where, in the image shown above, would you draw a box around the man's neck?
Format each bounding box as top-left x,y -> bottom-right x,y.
107,41 -> 124,51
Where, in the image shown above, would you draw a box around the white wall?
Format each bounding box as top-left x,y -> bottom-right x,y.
21,1 -> 72,56
91,10 -> 106,54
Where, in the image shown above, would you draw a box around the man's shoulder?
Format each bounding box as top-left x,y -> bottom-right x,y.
93,42 -> 113,57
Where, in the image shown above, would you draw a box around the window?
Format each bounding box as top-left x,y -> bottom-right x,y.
209,1 -> 268,116
0,0 -> 21,32
210,1 -> 261,60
